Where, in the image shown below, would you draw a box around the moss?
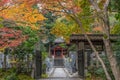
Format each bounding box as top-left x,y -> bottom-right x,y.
41,74 -> 48,78
103,34 -> 108,39
18,74 -> 34,80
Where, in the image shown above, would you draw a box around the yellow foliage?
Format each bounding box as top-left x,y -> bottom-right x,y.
0,47 -> 6,52
51,18 -> 81,42
30,24 -> 39,30
0,2 -> 45,29
28,13 -> 45,23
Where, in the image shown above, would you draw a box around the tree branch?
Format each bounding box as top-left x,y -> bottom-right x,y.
43,8 -> 66,13
103,0 -> 110,11
89,0 -> 101,12
0,5 -> 9,11
57,0 -> 72,14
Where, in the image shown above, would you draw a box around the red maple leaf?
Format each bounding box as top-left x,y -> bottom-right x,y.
0,27 -> 28,49
0,0 -> 11,6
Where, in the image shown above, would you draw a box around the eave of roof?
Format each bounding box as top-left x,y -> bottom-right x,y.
70,34 -> 120,42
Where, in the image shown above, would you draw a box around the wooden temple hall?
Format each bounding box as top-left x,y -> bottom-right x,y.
50,37 -> 67,58
70,34 -> 120,78
51,45 -> 67,58
50,37 -> 67,67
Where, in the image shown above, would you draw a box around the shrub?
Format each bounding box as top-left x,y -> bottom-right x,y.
18,74 -> 34,80
4,73 -> 18,80
41,74 -> 48,78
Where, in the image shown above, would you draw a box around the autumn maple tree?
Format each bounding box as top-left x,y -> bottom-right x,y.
0,27 -> 27,51
0,0 -> 44,50
0,0 -> 45,30
0,0 -> 11,11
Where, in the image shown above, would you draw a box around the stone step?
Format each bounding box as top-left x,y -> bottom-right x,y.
39,77 -> 82,80
41,68 -> 82,80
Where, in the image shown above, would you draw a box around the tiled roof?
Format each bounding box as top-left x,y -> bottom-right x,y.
70,34 -> 120,42
54,37 -> 65,43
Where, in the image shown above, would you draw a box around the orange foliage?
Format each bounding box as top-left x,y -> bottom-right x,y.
0,3 -> 45,22
0,0 -> 45,30
16,0 -> 39,5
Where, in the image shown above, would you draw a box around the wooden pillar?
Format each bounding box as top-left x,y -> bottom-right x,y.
61,49 -> 63,58
77,42 -> 85,78
54,49 -> 55,57
35,50 -> 42,79
84,51 -> 87,75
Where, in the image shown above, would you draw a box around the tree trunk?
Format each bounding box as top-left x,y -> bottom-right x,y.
104,39 -> 120,80
103,9 -> 120,80
89,0 -> 120,79
84,34 -> 112,80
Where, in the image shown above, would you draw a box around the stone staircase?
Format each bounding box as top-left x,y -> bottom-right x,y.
39,77 -> 82,80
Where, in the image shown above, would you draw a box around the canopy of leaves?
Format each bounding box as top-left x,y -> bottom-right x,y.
111,23 -> 120,34
110,0 -> 120,12
0,0 -> 45,30
39,0 -> 82,15
109,0 -> 120,30
15,26 -> 40,53
0,0 -> 11,8
0,27 -> 27,51
40,0 -> 93,43
41,11 -> 56,43
51,17 -> 81,42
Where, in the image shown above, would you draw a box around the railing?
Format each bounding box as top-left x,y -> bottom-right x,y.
64,57 -> 77,74
64,58 -> 73,74
45,57 -> 54,73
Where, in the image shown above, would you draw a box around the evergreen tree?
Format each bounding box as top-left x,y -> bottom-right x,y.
41,11 -> 57,54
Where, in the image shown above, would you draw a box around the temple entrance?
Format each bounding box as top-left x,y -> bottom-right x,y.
37,34 -> 119,80
51,45 -> 67,67
54,58 -> 64,67
44,38 -> 80,79
55,50 -> 61,57
70,34 -> 120,79
54,50 -> 64,67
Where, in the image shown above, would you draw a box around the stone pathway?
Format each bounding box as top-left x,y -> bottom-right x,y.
40,78 -> 82,80
50,68 -> 69,77
40,68 -> 82,80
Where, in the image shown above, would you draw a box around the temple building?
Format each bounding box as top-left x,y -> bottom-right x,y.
51,37 -> 67,58
51,37 -> 67,67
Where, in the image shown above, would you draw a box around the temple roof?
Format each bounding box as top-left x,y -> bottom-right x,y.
70,34 -> 120,42
51,45 -> 67,50
54,37 -> 65,43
